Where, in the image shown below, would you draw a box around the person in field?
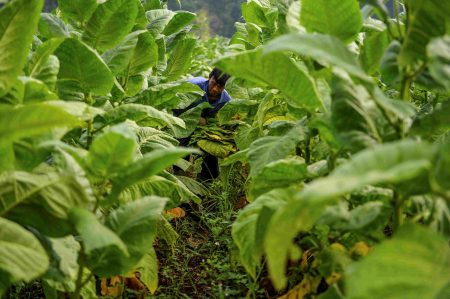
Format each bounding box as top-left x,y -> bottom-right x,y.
173,67 -> 231,122
173,68 -> 232,179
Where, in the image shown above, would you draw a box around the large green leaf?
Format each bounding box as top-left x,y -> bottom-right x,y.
120,174 -> 199,208
104,196 -> 167,273
127,31 -> 158,76
162,11 -> 196,36
145,9 -> 175,36
0,217 -> 49,295
82,0 -> 138,52
135,248 -> 159,294
216,48 -> 323,111
100,103 -> 185,133
301,140 -> 433,201
54,38 -> 114,96
330,79 -> 383,152
130,81 -> 203,109
38,13 -> 70,39
264,189 -> 336,289
19,77 -> 57,103
248,121 -> 308,176
112,147 -> 196,190
241,0 -> 276,29
399,0 -> 449,66
0,103 -> 79,145
264,33 -> 369,82
411,102 -> 450,138
249,156 -> 307,199
232,188 -> 293,279
57,0 -> 97,25
300,0 -> 362,43
360,29 -> 389,75
68,208 -> 129,276
102,31 -> 141,75
0,0 -> 43,96
346,224 -> 450,299
87,123 -> 138,178
163,38 -> 196,81
28,38 -> 65,91
427,36 -> 450,90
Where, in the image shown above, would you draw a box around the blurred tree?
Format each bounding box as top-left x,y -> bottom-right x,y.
168,0 -> 244,37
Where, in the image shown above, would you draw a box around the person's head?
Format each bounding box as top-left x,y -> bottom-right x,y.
208,68 -> 230,99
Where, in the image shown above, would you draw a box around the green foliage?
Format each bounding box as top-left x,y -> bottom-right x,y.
0,0 -> 43,96
300,0 -> 362,43
0,217 -> 49,296
346,224 -> 450,299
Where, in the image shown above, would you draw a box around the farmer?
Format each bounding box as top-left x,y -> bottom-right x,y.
173,68 -> 231,121
173,68 -> 232,179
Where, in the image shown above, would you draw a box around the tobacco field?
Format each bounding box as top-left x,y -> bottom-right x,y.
0,0 -> 449,298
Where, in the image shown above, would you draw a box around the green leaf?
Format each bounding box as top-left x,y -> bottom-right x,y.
131,81 -> 202,109
45,100 -> 104,122
42,236 -> 79,290
300,0 -> 362,43
248,122 -> 308,176
301,140 -> 433,201
380,41 -> 401,84
264,33 -> 369,82
265,188 -> 336,289
249,157 -> 307,199
82,0 -> 138,52
411,102 -> 450,137
0,0 -> 44,96
68,208 -> 129,276
87,123 -> 138,178
428,36 -> 450,90
135,248 -> 158,294
360,30 -> 389,75
100,103 -> 185,134
28,38 -> 65,91
163,38 -> 196,81
127,31 -> 158,76
113,147 -> 196,190
432,141 -> 450,194
220,149 -> 249,166
232,188 -> 293,279
216,48 -> 323,111
120,174 -> 199,208
0,217 -> 49,294
241,0 -> 276,29
399,0 -> 449,66
146,9 -> 175,36
104,196 -> 166,274
54,38 -> 114,96
19,77 -> 57,103
38,13 -> 70,39
346,224 -> 450,299
0,103 -> 80,145
57,0 -> 97,25
102,31 -> 141,75
162,11 -> 196,36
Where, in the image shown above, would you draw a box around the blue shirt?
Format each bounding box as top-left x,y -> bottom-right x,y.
173,77 -> 231,117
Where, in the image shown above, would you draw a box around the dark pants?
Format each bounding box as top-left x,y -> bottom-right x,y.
178,136 -> 219,180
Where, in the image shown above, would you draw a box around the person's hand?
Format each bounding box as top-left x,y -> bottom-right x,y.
198,117 -> 207,126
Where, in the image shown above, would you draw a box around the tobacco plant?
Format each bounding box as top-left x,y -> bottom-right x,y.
0,0 -> 207,297
216,0 -> 450,297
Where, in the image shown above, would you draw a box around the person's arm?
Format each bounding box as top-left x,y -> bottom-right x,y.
173,98 -> 204,117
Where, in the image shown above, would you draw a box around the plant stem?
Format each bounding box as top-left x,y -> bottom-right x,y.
85,93 -> 94,148
399,72 -> 412,101
392,191 -> 404,232
72,245 -> 86,299
394,0 -> 403,41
